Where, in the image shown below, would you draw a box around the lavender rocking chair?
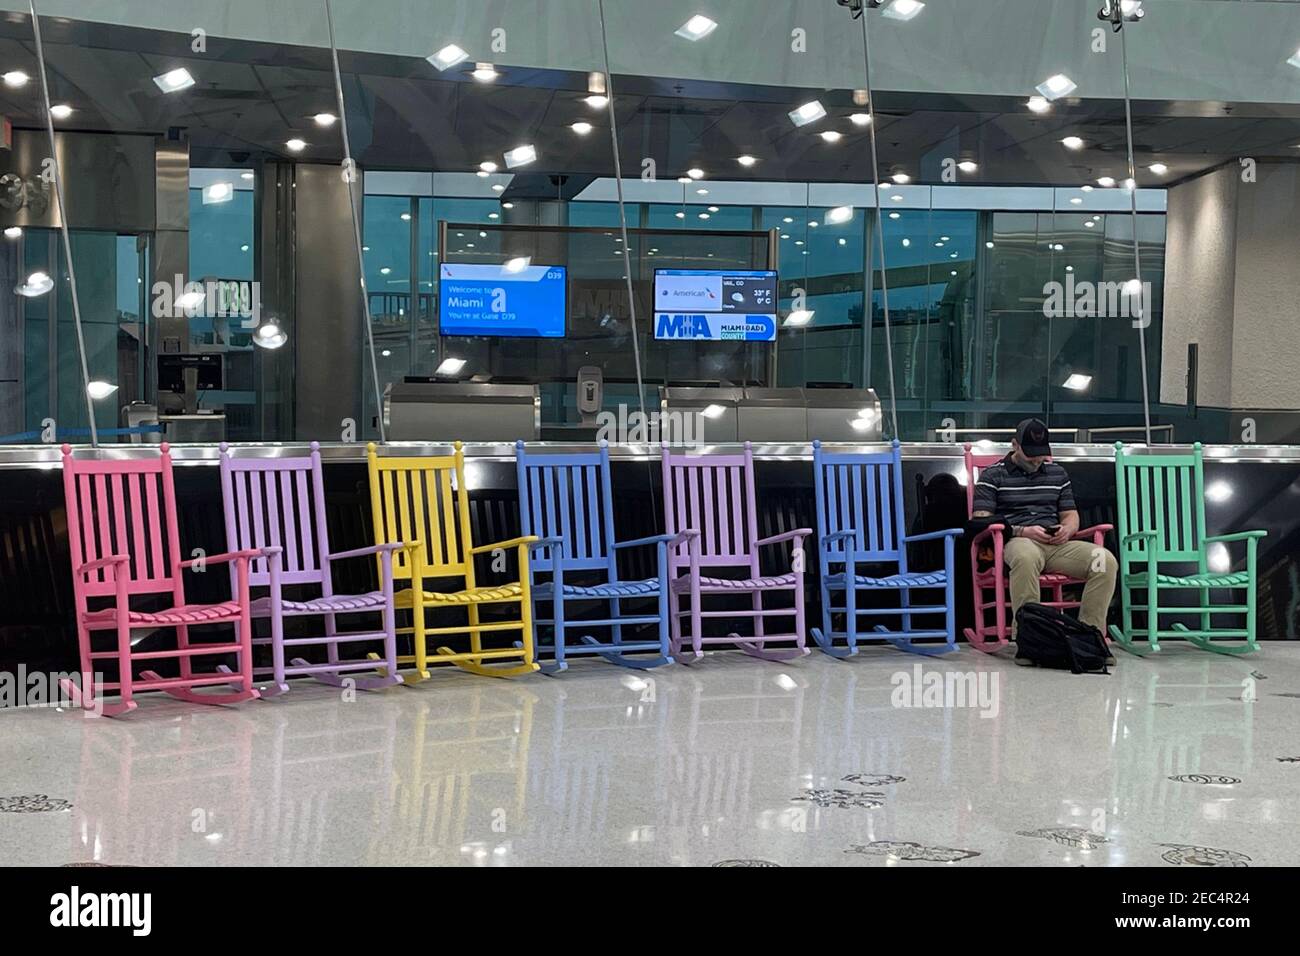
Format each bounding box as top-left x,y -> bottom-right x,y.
662,441 -> 811,661
218,442 -> 403,695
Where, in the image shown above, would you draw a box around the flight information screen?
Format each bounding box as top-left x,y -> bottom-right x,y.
439,263 -> 567,338
653,268 -> 778,341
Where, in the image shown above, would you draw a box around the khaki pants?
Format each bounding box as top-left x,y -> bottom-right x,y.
1005,538 -> 1118,636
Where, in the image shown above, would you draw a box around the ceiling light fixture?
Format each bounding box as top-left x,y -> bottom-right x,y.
1061,136 -> 1084,150
1097,176 -> 1116,187
736,154 -> 757,167
503,144 -> 537,168
784,309 -> 814,327
1062,373 -> 1092,391
825,206 -> 854,225
86,380 -> 119,400
891,172 -> 911,184
1148,162 -> 1168,175
958,160 -> 978,173
152,67 -> 194,93
3,226 -> 21,239
675,15 -> 718,41
436,357 -> 466,377
470,62 -> 499,82
687,167 -> 705,179
202,182 -> 234,205
503,256 -> 531,274
583,94 -> 608,109
1035,73 -> 1077,101
253,321 -> 287,349
820,130 -> 842,143
285,138 -> 306,152
788,100 -> 826,127
15,271 -> 53,297
570,121 -> 593,135
313,112 -> 337,127
50,104 -> 73,120
1026,95 -> 1050,114
427,44 -> 469,71
879,0 -> 925,21
849,112 -> 872,127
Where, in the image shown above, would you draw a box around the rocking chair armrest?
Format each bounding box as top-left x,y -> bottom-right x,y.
1073,523 -> 1113,541
528,536 -> 565,551
468,535 -> 539,555
668,529 -> 702,551
1121,531 -> 1157,545
969,524 -> 1005,546
755,528 -> 812,547
904,527 -> 963,543
181,548 -> 261,569
325,542 -> 404,562
820,529 -> 858,547
1204,530 -> 1268,544
76,554 -> 130,578
612,533 -> 677,550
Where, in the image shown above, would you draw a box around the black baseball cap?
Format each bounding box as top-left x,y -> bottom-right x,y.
1015,418 -> 1052,457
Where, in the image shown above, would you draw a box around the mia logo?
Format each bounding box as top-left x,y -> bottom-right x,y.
49,886 -> 152,936
655,313 -> 710,339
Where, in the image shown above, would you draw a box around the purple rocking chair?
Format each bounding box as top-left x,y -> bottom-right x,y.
218,442 -> 403,695
662,441 -> 811,661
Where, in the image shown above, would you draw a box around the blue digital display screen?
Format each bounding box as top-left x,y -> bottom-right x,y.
439,263 -> 567,338
653,268 -> 779,341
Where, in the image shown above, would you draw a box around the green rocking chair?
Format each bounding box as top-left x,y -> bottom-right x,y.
1110,442 -> 1266,656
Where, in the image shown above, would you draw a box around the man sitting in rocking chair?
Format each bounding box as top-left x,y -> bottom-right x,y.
971,418 -> 1118,666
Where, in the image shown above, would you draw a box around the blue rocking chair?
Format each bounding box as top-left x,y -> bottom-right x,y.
515,441 -> 676,674
810,440 -> 962,657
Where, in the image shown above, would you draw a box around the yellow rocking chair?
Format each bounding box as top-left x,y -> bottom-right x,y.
366,442 -> 538,680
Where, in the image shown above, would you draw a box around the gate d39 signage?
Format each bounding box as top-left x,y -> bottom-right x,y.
653,268 -> 778,342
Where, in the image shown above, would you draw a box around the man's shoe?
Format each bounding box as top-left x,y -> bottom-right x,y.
1105,654 -> 1117,666
1013,655 -> 1037,667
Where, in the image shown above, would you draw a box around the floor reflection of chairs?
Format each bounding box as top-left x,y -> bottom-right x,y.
366,686 -> 537,864
69,699 -> 403,865
1113,662 -> 1257,818
69,711 -> 259,865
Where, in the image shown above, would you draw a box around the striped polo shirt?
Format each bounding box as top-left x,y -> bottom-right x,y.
972,455 -> 1077,529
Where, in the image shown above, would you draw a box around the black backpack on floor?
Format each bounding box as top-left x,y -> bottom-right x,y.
1014,603 -> 1111,675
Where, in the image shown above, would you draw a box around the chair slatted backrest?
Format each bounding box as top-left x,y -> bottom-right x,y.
962,443 -> 1004,518
61,443 -> 182,601
515,441 -> 617,577
219,442 -> 329,588
661,442 -> 760,574
813,440 -> 908,568
1113,442 -> 1206,571
367,442 -> 472,583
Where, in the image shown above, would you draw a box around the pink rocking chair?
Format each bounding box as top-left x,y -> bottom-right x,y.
60,443 -> 259,716
962,443 -> 1112,653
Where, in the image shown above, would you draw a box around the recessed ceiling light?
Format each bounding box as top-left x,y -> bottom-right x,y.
285,138 -> 306,152
427,44 -> 469,71
381,349 -> 392,357
950,270 -> 957,276
1061,136 -> 1084,150
240,243 -> 250,251
958,160 -> 978,173
1063,373 -> 1092,391
491,184 -> 505,192
479,161 -> 499,174
901,238 -> 911,247
86,380 -> 119,400
825,206 -> 854,225
502,202 -> 513,209
986,241 -> 994,249
698,212 -> 710,219
241,171 -> 255,181
687,167 -> 705,179
1097,176 -> 1116,187
849,112 -> 872,127
782,216 -> 793,223
1123,177 -> 1136,190
503,144 -> 536,168
3,226 -> 21,239
881,0 -> 926,21
488,212 -> 498,219
583,94 -> 608,109
784,309 -> 814,327
50,104 -> 73,120
707,205 -> 719,212
503,256 -> 530,274
1069,197 -> 1083,205
1085,221 -> 1095,228
470,62 -> 499,82
570,121 -> 593,135
940,236 -> 950,241
1026,95 -> 1050,113
202,182 -> 234,204
1081,184 -> 1093,192
1035,73 -> 1077,101
1148,162 -> 1168,175
312,112 -> 337,127
676,176 -> 691,184
400,212 -> 411,221
889,212 -> 901,220
152,67 -> 194,93
675,14 -> 718,41
788,100 -> 826,127
1065,265 -> 1074,272
436,357 -> 467,376
380,267 -> 391,275
736,154 -> 757,167
891,194 -> 903,202
891,172 -> 911,184
675,211 -> 685,219
820,130 -> 843,143
696,188 -> 709,195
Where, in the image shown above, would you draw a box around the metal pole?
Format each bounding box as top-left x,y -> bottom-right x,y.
858,9 -> 901,440
325,0 -> 387,443
30,0 -> 98,446
1119,22 -> 1154,446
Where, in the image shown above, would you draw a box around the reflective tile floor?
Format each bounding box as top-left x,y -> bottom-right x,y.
3,646 -> 1299,866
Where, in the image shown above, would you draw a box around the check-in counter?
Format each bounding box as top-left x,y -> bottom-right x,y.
384,381 -> 540,442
